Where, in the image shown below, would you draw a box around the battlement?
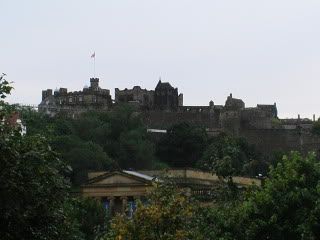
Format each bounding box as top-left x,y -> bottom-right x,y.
39,78 -> 112,116
39,78 -> 278,130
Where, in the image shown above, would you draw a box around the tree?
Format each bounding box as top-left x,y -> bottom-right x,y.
156,122 -> 208,168
22,104 -> 156,173
198,133 -> 265,177
66,197 -> 110,240
101,182 -> 202,240
193,152 -> 320,240
238,152 -> 320,239
63,141 -> 113,185
0,74 -> 84,240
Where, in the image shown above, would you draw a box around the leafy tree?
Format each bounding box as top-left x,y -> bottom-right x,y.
198,133 -> 265,177
64,141 -> 113,185
102,182 -> 202,240
156,122 -> 208,167
0,73 -> 13,100
20,104 -> 156,186
66,197 -> 110,240
0,75 -> 84,240
238,152 -> 320,239
198,152 -> 320,240
102,105 -> 155,169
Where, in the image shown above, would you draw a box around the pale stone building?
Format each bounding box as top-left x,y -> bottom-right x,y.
81,169 -> 262,215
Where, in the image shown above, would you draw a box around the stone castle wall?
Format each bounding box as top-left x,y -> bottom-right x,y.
39,78 -> 320,155
142,110 -> 220,129
239,128 -> 320,155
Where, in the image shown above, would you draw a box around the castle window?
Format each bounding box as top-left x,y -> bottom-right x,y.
92,96 -> 97,103
69,97 -> 73,103
78,96 -> 83,102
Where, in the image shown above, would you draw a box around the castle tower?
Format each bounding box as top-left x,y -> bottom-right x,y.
90,78 -> 99,90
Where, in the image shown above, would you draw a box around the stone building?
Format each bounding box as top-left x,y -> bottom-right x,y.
114,79 -> 183,111
115,86 -> 154,110
154,80 -> 182,110
225,93 -> 245,110
81,169 -> 261,215
39,78 -> 112,116
82,170 -> 154,216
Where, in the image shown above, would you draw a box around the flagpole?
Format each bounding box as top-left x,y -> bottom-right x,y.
91,52 -> 96,78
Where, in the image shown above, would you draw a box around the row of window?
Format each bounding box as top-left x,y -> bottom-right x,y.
58,96 -> 97,104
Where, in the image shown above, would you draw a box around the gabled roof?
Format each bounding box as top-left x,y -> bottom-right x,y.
155,80 -> 173,89
83,170 -> 154,187
123,170 -> 154,181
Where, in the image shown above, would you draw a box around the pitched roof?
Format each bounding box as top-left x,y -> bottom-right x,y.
156,80 -> 173,89
84,170 -> 154,186
123,170 -> 154,181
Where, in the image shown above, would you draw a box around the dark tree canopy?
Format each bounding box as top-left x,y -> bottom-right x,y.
0,75 -> 84,240
21,104 -> 156,185
156,122 -> 208,168
198,133 -> 265,177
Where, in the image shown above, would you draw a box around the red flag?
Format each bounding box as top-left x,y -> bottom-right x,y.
91,52 -> 95,58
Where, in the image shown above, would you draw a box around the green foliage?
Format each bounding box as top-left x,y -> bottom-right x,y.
196,152 -> 320,240
198,133 -> 265,177
238,152 -> 320,239
0,75 -> 85,240
63,140 -> 113,185
66,197 -> 110,240
102,182 -> 202,240
0,73 -> 13,100
0,74 -> 15,123
156,122 -> 208,167
21,104 -> 157,185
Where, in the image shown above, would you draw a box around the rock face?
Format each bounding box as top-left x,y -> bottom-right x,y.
39,77 -> 320,154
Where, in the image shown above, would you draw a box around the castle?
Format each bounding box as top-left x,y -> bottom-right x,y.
39,77 -> 320,155
39,78 -> 112,116
39,77 -> 278,129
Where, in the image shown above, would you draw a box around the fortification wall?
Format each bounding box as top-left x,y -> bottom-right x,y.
239,128 -> 320,154
141,110 -> 220,129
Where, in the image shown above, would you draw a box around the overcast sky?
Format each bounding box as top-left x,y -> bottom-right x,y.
1,0 -> 320,118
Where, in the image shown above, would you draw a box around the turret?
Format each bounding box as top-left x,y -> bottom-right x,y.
90,78 -> 99,90
42,89 -> 52,100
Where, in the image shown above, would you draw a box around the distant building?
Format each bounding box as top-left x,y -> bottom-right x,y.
1,112 -> 26,135
39,78 -> 112,116
115,86 -> 154,110
81,169 -> 261,215
154,80 -> 180,110
225,93 -> 245,110
39,76 -> 320,155
114,79 -> 183,110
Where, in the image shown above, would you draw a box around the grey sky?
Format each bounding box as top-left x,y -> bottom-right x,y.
1,0 -> 320,118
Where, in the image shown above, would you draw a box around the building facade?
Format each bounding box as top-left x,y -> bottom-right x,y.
81,169 -> 261,215
39,78 -> 112,116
